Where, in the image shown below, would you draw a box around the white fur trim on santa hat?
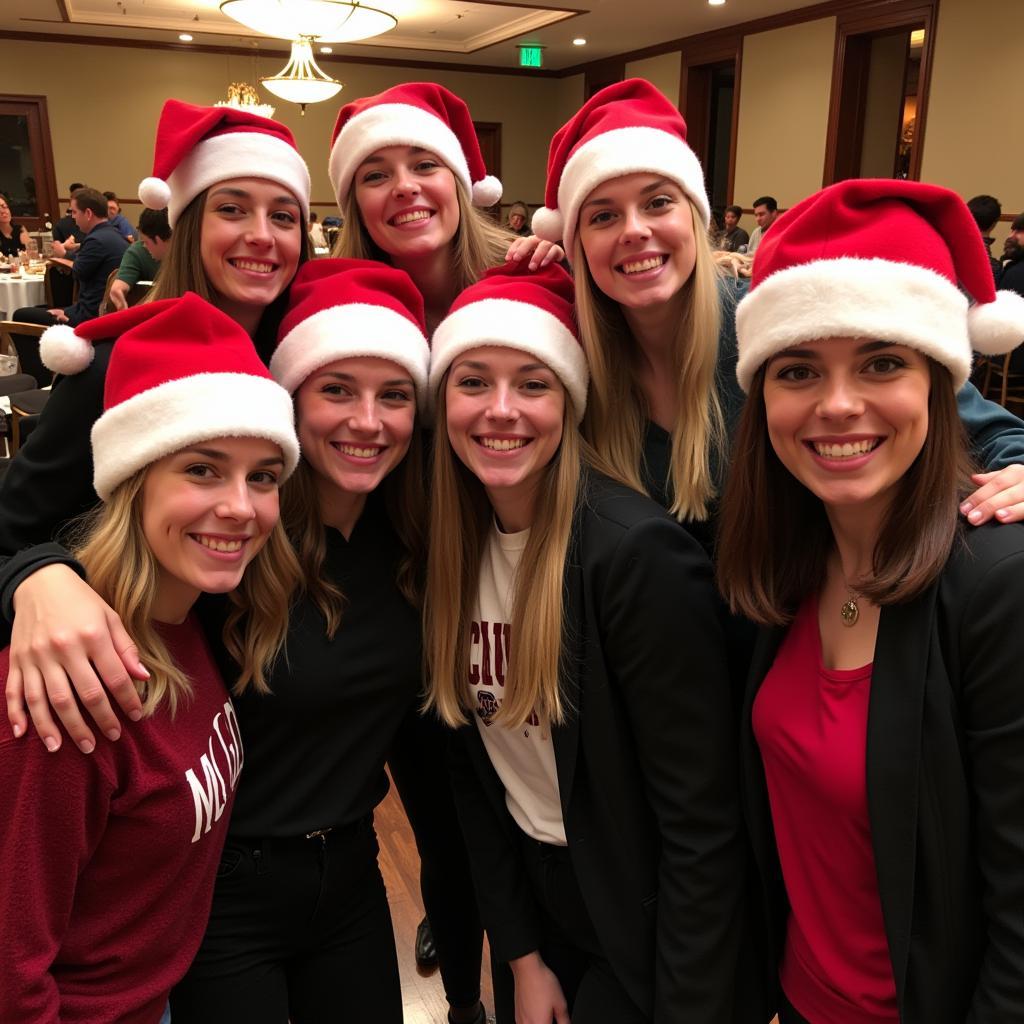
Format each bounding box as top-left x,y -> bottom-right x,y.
329,102 -> 474,210
91,372 -> 300,500
270,303 -> 430,400
735,257 -> 972,392
554,125 -> 711,255
968,289 -> 1024,355
430,298 -> 588,420
40,323 -> 93,376
163,132 -> 311,227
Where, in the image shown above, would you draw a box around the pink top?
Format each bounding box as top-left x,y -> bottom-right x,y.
0,615 -> 241,1024
752,596 -> 898,1024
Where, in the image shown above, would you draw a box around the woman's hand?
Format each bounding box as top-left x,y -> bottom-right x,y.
510,952 -> 570,1023
506,235 -> 566,271
7,564 -> 147,753
961,464 -> 1024,525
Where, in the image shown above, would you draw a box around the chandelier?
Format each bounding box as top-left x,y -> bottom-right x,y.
220,0 -> 397,43
261,37 -> 342,113
215,82 -> 276,119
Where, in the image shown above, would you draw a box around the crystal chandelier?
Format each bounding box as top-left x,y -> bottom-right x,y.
261,37 -> 342,113
220,0 -> 397,43
215,82 -> 276,119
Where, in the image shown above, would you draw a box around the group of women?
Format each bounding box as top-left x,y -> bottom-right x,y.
1,75 -> 1023,1024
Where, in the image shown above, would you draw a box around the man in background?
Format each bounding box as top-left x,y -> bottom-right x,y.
103,193 -> 136,243
747,196 -> 780,254
51,182 -> 83,243
108,207 -> 170,310
966,194 -> 1002,282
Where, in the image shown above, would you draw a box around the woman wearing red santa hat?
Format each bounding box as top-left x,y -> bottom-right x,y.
531,79 -> 1024,547
0,293 -> 301,1024
716,179 -> 1024,1024
425,261 -> 744,1024
0,97 -> 310,748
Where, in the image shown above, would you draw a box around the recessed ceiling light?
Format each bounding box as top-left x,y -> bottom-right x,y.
320,46 -> 333,54
709,0 -> 726,5
572,38 -> 586,46
179,33 -> 193,41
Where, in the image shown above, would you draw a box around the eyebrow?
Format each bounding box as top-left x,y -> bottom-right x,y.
357,147 -> 430,168
318,371 -> 416,387
581,178 -> 674,210
208,186 -> 300,208
769,339 -> 900,363
457,360 -> 550,373
181,447 -> 285,467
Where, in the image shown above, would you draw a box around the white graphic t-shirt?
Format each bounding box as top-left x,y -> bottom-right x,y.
469,522 -> 566,846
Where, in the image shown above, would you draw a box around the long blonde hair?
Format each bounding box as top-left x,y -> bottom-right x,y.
334,184 -> 512,293
67,468 -> 300,714
424,381 -> 581,730
573,199 -> 725,522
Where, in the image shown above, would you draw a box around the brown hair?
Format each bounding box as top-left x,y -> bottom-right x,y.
71,187 -> 108,219
715,358 -> 975,625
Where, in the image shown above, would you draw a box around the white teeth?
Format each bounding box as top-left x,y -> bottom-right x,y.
479,437 -> 528,451
232,259 -> 274,273
813,439 -> 879,458
620,256 -> 665,274
338,444 -> 381,458
196,536 -> 243,553
394,210 -> 430,225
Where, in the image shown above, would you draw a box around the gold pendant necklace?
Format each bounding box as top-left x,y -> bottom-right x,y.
840,593 -> 860,627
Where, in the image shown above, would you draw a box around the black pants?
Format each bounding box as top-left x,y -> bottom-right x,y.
519,836 -> 648,1024
778,991 -> 813,1024
169,816 -> 401,1024
11,306 -> 58,388
389,707 -> 492,1009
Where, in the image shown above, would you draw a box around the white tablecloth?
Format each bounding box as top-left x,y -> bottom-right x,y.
0,275 -> 46,321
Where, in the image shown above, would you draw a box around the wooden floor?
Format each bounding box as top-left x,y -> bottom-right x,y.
376,773 -> 495,1024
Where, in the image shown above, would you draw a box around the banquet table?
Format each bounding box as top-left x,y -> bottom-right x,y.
0,274 -> 46,321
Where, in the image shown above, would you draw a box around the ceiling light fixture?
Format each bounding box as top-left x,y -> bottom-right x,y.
320,46 -> 333,53
179,33 -> 194,41
572,37 -> 586,45
215,81 -> 276,119
261,37 -> 342,113
708,0 -> 726,6
221,0 -> 396,44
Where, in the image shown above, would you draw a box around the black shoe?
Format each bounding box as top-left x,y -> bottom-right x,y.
447,1004 -> 488,1024
415,915 -> 438,968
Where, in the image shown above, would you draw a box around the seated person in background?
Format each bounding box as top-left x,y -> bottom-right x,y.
109,207 -> 170,311
13,187 -> 128,328
966,193 -> 1002,283
0,192 -> 30,258
747,195 -> 780,254
718,204 -> 750,253
505,200 -> 531,236
103,192 -> 135,243
308,210 -> 327,249
51,183 -> 83,244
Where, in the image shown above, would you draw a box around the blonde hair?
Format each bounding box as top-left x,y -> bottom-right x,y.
424,381 -> 581,730
573,199 -> 725,522
334,184 -> 513,293
68,468 -> 301,714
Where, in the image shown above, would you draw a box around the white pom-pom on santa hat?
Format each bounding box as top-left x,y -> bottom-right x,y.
531,206 -> 564,244
40,323 -> 95,376
969,289 -> 1024,355
138,176 -> 172,212
471,175 -> 503,208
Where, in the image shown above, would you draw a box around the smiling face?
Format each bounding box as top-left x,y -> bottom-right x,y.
353,145 -> 461,264
577,172 -> 697,312
763,337 -> 931,522
140,435 -> 284,621
445,346 -> 566,531
295,356 -> 417,502
200,178 -> 303,324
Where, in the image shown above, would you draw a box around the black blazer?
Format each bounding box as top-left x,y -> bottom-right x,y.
449,471 -> 749,1023
740,522 -> 1024,1023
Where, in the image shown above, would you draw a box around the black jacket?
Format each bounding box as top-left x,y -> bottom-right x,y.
740,522 -> 1024,1023
450,471 -> 751,1023
66,222 -> 129,326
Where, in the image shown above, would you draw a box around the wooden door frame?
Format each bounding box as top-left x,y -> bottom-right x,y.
0,94 -> 60,231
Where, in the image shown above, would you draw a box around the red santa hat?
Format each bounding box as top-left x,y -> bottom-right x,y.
531,78 -> 710,255
39,294 -> 300,500
429,261 -> 587,420
735,178 -> 1024,392
138,99 -> 311,227
327,83 -> 502,212
271,258 -> 430,400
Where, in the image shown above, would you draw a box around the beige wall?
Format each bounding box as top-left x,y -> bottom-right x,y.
732,17 -> 836,210
625,52 -> 682,106
0,39 -> 581,219
921,0 -> 1024,245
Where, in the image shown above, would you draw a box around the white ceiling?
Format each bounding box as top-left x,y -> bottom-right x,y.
4,0 -> 828,71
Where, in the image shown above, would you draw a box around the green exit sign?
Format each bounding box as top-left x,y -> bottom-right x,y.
518,45 -> 544,68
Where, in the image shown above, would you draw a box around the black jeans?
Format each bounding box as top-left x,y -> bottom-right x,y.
169,816 -> 401,1024
10,306 -> 58,388
778,991 -> 813,1024
519,835 -> 648,1024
